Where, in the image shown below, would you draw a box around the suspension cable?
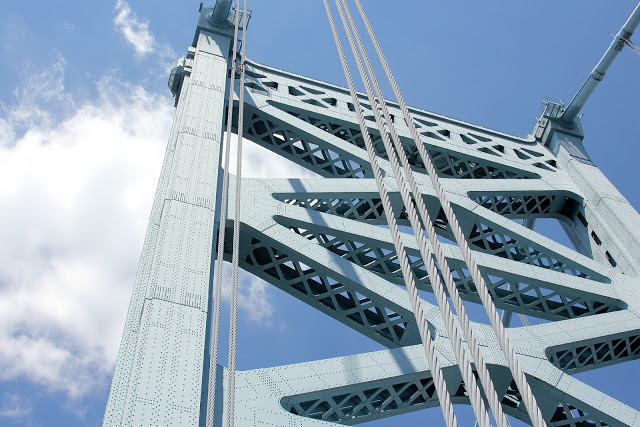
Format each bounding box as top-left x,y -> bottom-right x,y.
354,1 -> 546,425
324,1 -> 458,426
225,1 -> 248,426
621,35 -> 640,56
206,4 -> 242,426
337,1 -> 506,425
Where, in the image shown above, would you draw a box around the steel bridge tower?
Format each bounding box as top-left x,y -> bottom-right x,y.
104,1 -> 640,426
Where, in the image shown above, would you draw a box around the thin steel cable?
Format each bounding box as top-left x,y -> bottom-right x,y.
326,1 -> 458,426
225,1 -> 248,426
206,5 -> 242,426
338,1 -> 505,425
611,33 -> 640,56
624,38 -> 640,56
354,1 -> 546,425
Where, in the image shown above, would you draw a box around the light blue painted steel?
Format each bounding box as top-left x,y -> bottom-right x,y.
211,0 -> 233,24
223,60 -> 640,425
104,3 -> 640,426
103,6 -> 234,426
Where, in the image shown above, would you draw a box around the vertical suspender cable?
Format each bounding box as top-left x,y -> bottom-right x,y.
206,5 -> 241,426
337,1 -> 506,425
226,1 -> 248,426
354,1 -> 546,425
324,2 -> 458,426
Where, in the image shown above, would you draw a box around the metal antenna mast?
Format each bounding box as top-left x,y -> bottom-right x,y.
560,3 -> 640,126
104,1 -> 640,426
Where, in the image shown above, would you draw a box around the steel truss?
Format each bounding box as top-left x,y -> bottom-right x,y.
104,4 -> 640,426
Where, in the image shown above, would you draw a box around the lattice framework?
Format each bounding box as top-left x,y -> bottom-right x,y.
103,4 -> 640,427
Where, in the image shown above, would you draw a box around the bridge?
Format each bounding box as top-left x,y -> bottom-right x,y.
103,1 -> 640,425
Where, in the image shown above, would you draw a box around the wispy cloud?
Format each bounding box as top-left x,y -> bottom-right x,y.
113,0 -> 156,56
0,394 -> 31,419
219,261 -> 276,325
63,22 -> 76,32
239,275 -> 275,322
1,55 -> 73,143
0,12 -> 29,53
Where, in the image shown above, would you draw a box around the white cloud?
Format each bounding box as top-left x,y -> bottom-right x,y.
218,265 -> 275,325
113,0 -> 156,56
0,58 -> 173,399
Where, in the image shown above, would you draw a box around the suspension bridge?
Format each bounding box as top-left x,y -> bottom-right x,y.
103,1 -> 640,425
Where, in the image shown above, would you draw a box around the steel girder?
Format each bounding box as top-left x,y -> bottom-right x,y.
216,59 -> 640,425
104,7 -> 640,427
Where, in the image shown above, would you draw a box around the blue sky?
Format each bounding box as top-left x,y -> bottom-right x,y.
0,1 -> 639,426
